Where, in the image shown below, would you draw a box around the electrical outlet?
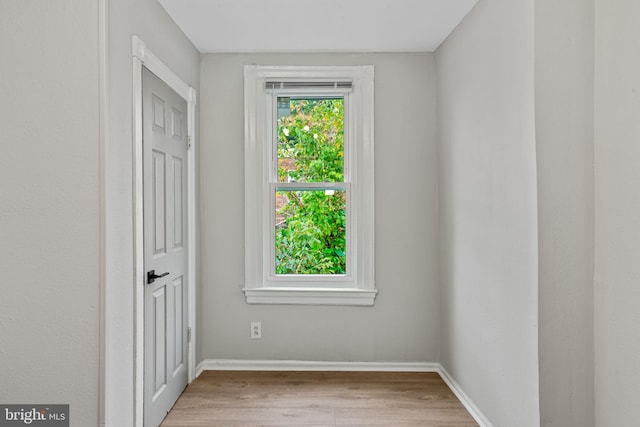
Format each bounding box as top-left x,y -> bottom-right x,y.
250,321 -> 262,339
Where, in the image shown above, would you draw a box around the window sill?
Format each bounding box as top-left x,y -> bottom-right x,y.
243,287 -> 378,306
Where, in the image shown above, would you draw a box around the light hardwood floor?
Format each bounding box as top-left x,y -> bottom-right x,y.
161,371 -> 480,427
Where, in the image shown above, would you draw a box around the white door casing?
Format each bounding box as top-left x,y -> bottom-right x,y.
142,67 -> 189,427
130,36 -> 197,427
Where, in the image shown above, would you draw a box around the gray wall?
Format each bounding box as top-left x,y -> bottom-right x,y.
7,1 -> 640,425
435,0 -> 541,425
535,0 -> 595,425
0,1 -> 100,426
594,0 -> 640,425
199,53 -> 440,363
104,0 -> 200,425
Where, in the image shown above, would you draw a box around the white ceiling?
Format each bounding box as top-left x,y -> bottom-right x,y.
157,0 -> 479,53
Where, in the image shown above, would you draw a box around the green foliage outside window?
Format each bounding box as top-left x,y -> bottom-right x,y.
275,98 -> 347,275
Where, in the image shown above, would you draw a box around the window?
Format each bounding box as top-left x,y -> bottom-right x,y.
244,66 -> 376,306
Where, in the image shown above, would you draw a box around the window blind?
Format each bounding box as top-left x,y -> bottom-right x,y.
265,81 -> 353,90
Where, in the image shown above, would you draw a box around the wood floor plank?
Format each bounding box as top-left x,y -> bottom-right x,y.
160,371 -> 479,427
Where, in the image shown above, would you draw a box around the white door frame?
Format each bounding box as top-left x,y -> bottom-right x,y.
131,35 -> 197,426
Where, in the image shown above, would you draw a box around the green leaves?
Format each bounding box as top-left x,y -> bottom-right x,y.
275,98 -> 346,275
275,189 -> 346,275
277,99 -> 344,183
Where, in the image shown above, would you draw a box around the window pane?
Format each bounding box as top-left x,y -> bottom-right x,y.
277,97 -> 344,183
275,188 -> 346,275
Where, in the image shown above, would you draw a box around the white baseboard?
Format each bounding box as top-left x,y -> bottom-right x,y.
196,359 -> 439,377
437,366 -> 495,427
195,359 -> 493,427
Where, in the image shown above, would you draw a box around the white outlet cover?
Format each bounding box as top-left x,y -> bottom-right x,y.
250,322 -> 262,339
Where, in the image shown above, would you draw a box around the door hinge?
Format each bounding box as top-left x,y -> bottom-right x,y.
188,327 -> 192,343
187,136 -> 193,150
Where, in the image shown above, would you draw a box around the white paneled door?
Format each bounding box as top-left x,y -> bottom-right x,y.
143,67 -> 188,427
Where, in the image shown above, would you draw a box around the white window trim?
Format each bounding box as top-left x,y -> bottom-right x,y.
243,65 -> 376,306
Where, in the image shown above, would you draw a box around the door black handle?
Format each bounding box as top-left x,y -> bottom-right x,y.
147,270 -> 170,284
